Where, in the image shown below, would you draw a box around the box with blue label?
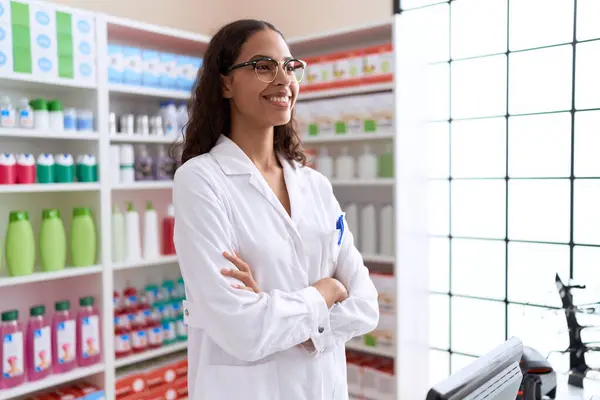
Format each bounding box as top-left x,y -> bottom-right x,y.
0,25 -> 12,75
176,55 -> 202,91
123,45 -> 142,85
71,12 -> 95,40
74,36 -> 95,58
142,49 -> 161,87
75,53 -> 95,82
0,0 -> 11,26
29,3 -> 56,34
107,43 -> 123,83
159,52 -> 177,89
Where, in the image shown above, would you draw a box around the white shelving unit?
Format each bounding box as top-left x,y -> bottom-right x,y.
0,3 -> 429,399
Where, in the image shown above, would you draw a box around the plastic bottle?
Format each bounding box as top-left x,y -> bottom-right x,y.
63,108 -> 77,132
36,153 -> 55,184
18,98 -> 34,129
160,101 -> 178,137
5,211 -> 35,277
360,204 -> 377,254
54,153 -> 75,183
154,145 -> 175,181
0,153 -> 16,184
0,96 -> 16,128
377,143 -> 394,178
135,144 -> 154,181
113,292 -> 132,358
358,144 -> 378,180
48,100 -> 64,132
70,207 -> 97,267
77,110 -> 94,132
26,305 -> 52,382
112,206 -> 125,263
159,301 -> 177,346
125,202 -> 142,262
176,102 -> 188,138
345,203 -> 360,251
317,147 -> 333,179
143,201 -> 159,260
123,285 -> 146,353
76,296 -> 101,367
39,208 -> 67,272
144,285 -> 163,349
0,310 -> 25,389
16,153 -> 36,184
172,302 -> 187,342
76,154 -> 97,183
29,98 -> 49,130
335,147 -> 356,180
119,145 -> 135,184
52,300 -> 76,374
379,205 -> 394,256
162,204 -> 175,255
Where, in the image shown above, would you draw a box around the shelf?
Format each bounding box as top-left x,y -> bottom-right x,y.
0,363 -> 105,400
362,254 -> 395,264
0,265 -> 103,288
115,342 -> 188,368
331,179 -> 394,187
111,181 -> 173,191
0,74 -> 97,91
346,341 -> 395,358
302,131 -> 394,144
0,129 -> 99,141
0,183 -> 101,193
108,83 -> 191,100
112,255 -> 178,271
110,135 -> 182,144
299,82 -> 394,101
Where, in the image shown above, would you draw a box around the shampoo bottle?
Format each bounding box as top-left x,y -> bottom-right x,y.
70,207 -> 97,267
112,206 -> 125,263
358,145 -> 378,180
39,208 -> 67,272
76,296 -> 101,367
162,204 -> 175,255
316,147 -> 333,180
135,145 -> 154,181
335,147 -> 355,180
54,154 -> 74,183
26,305 -> 52,382
360,204 -> 377,254
345,203 -> 359,251
119,145 -> 135,184
0,310 -> 25,389
0,153 -> 16,184
52,301 -> 76,373
125,202 -> 142,261
379,204 -> 394,256
36,154 -> 55,184
143,201 -> 160,260
16,153 -> 36,184
5,211 -> 35,277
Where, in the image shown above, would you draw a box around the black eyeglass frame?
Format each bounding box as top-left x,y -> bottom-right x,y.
225,56 -> 307,83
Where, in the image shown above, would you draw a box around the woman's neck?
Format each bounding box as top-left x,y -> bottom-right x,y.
229,122 -> 279,172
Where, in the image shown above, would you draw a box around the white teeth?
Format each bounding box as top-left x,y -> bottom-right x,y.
267,96 -> 289,103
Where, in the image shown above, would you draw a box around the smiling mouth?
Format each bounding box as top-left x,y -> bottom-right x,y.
264,95 -> 291,107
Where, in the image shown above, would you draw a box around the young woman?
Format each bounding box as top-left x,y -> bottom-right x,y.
173,19 -> 379,400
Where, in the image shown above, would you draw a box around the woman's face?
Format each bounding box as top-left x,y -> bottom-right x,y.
222,29 -> 300,129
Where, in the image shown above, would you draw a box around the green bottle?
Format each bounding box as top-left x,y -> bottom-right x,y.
39,209 -> 67,272
5,211 -> 35,277
70,207 -> 97,267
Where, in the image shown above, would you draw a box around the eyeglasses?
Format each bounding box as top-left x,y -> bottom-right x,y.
227,57 -> 306,84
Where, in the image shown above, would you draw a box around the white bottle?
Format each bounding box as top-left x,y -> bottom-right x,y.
358,144 -> 378,180
119,144 -> 135,184
124,202 -> 142,262
17,98 -> 33,129
379,204 -> 394,256
317,147 -> 334,179
0,96 -> 15,127
176,102 -> 188,138
160,100 -> 178,137
112,206 -> 125,263
335,146 -> 355,180
143,201 -> 160,260
345,203 -> 359,251
109,145 -> 121,185
360,204 -> 377,255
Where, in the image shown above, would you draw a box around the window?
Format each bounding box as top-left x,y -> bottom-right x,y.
404,0 -> 600,377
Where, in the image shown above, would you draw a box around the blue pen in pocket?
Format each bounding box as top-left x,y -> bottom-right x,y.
336,214 -> 345,246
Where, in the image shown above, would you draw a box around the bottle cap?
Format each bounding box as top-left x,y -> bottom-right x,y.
80,296 -> 94,307
177,277 -> 184,285
1,310 -> 18,321
30,305 -> 46,317
9,211 -> 29,222
29,98 -> 48,111
127,202 -> 135,212
42,208 -> 61,219
167,204 -> 175,217
73,207 -> 91,217
55,300 -> 70,311
145,284 -> 158,292
146,200 -> 154,211
47,100 -> 63,111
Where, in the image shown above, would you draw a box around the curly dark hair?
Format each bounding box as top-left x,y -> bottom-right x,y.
176,19 -> 307,166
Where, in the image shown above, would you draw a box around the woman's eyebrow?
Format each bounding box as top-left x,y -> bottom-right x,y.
249,54 -> 294,61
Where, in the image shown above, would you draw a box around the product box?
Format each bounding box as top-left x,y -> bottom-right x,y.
176,55 -> 201,91
74,35 -> 95,58
159,52 -> 177,89
32,34 -> 58,79
0,0 -> 11,25
362,43 -> 393,82
29,3 -> 56,34
370,272 -> 395,313
107,43 -> 124,83
0,24 -> 13,75
364,312 -> 395,349
123,45 -> 142,85
74,53 -> 95,82
142,49 -> 161,87
71,12 -> 95,41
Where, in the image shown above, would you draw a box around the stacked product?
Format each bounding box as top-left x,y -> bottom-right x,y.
346,350 -> 395,400
295,92 -> 394,138
0,153 -> 99,185
0,297 -> 102,391
341,203 -> 394,256
0,97 -> 94,132
109,100 -> 188,138
302,43 -> 393,92
111,202 -> 175,264
109,144 -> 178,185
116,356 -> 188,400
23,382 -> 103,400
114,278 -> 186,359
1,207 -> 97,278
313,144 -> 393,180
0,1 -> 96,84
107,43 -> 202,92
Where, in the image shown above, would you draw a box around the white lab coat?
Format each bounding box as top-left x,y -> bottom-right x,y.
173,135 -> 379,400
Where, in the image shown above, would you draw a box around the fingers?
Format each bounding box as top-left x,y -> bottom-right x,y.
231,284 -> 254,292
221,268 -> 249,283
223,251 -> 250,272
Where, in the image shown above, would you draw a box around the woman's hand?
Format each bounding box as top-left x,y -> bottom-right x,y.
221,250 -> 261,293
313,277 -> 348,308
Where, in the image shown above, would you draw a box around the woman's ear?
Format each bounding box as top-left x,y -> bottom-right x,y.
221,74 -> 233,99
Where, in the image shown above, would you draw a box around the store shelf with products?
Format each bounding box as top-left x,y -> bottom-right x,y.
111,181 -> 173,191
110,134 -> 181,144
0,183 -> 102,193
0,265 -> 103,288
108,83 -> 191,101
346,340 -> 395,358
115,342 -> 187,368
302,130 -> 394,144
112,255 -> 178,271
299,82 -> 394,101
0,128 -> 100,141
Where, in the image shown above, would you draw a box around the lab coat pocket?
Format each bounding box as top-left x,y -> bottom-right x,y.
202,362 -> 280,400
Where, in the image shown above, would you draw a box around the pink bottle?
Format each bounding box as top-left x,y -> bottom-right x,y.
76,296 -> 102,367
16,153 -> 36,184
0,309 -> 25,389
0,153 -> 16,184
26,305 -> 53,381
52,300 -> 76,373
